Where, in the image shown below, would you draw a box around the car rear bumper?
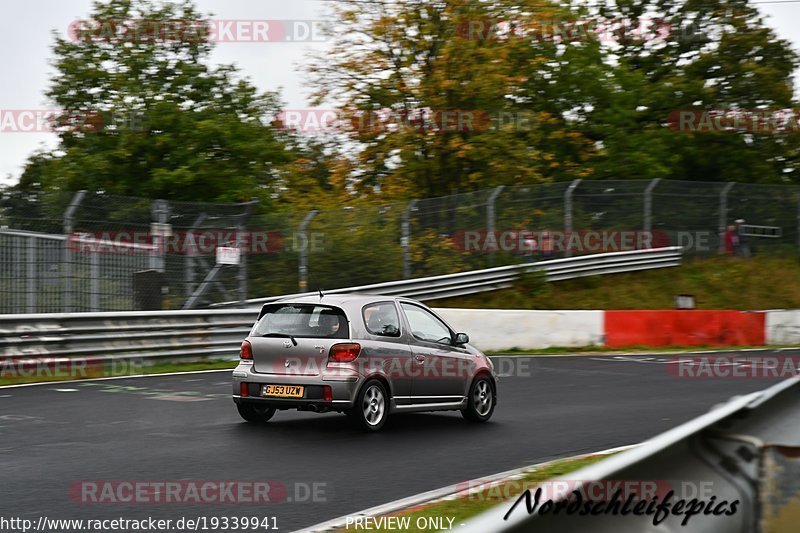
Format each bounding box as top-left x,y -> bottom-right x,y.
231,361 -> 362,409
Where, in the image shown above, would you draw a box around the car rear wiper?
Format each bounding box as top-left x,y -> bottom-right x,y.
259,332 -> 298,346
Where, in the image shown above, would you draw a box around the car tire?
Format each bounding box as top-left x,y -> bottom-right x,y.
348,380 -> 389,431
461,376 -> 495,423
237,403 -> 276,423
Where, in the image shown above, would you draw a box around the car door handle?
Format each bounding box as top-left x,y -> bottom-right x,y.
414,355 -> 426,363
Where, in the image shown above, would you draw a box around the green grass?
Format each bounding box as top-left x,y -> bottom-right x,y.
0,359 -> 237,386
332,452 -> 616,533
429,256 -> 800,310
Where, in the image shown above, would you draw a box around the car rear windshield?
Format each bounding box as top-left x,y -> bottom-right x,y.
252,303 -> 349,339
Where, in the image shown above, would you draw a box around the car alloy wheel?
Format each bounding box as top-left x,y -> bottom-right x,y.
350,379 -> 388,431
462,376 -> 495,423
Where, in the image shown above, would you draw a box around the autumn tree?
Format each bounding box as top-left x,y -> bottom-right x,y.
309,0 -> 600,198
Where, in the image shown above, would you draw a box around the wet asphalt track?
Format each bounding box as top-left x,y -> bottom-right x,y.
0,352 -> 791,532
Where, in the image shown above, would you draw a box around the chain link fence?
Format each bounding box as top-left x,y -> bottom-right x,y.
0,178 -> 798,313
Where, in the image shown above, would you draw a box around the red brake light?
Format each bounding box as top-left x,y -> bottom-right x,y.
240,340 -> 253,360
328,343 -> 361,363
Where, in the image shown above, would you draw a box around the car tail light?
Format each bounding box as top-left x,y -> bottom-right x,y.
240,382 -> 249,397
328,343 -> 361,363
323,386 -> 333,402
240,340 -> 253,360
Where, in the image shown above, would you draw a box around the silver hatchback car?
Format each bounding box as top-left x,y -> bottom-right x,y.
232,294 -> 497,431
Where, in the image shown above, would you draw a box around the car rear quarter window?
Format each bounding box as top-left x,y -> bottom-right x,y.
362,301 -> 402,337
253,304 -> 349,339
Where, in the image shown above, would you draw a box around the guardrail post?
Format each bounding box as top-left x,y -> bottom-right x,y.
402,200 -> 418,279
298,210 -> 318,292
564,179 -> 581,257
719,182 -> 735,253
643,178 -> 660,233
62,190 -> 86,312
486,186 -> 505,266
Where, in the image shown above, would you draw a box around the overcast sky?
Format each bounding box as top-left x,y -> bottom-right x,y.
1,0 -> 798,186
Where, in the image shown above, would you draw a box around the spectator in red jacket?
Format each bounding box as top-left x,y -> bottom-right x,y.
723,224 -> 738,255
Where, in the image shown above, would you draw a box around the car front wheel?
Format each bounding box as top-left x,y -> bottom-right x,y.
462,376 -> 495,423
348,380 -> 388,431
237,403 -> 276,423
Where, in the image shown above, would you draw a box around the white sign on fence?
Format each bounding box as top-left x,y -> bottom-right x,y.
216,246 -> 240,265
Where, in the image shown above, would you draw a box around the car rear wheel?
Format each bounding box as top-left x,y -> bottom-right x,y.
348,380 -> 388,431
461,376 -> 495,423
237,403 -> 276,423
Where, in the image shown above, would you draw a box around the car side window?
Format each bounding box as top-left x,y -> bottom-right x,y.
400,303 -> 452,345
363,302 -> 402,337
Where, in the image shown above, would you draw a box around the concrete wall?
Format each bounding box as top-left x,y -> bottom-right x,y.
432,308 -> 800,351
434,308 -> 604,351
765,310 -> 800,345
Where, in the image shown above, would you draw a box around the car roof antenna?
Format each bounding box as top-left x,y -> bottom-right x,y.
318,288 -> 324,299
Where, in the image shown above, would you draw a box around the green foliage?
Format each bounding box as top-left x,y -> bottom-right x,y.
516,268 -> 552,298
431,256 -> 800,310
18,0 -> 293,203
309,0 -> 599,198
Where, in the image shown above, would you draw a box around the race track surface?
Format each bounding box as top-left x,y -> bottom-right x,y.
0,352 -> 790,531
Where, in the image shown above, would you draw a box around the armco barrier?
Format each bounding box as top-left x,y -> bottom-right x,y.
459,376 -> 800,533
0,309 -> 254,363
214,247 -> 684,308
1,308 -> 798,365
605,310 -> 767,348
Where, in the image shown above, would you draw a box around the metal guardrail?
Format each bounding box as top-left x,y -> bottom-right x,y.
0,309 -> 255,364
217,246 -> 684,307
460,376 -> 800,532
0,247 -> 681,365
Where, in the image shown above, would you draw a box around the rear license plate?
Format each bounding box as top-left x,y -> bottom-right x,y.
262,385 -> 304,398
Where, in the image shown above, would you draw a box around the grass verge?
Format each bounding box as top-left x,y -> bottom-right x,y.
429,256 -> 800,310
0,359 -> 236,387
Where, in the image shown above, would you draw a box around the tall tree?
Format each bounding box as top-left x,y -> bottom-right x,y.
309,0 -> 600,198
18,0 -> 292,202
584,0 -> 799,183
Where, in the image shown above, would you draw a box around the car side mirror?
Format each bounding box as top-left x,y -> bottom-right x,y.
454,332 -> 469,346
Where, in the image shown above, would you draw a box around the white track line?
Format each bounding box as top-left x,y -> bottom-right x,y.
293,444 -> 638,533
